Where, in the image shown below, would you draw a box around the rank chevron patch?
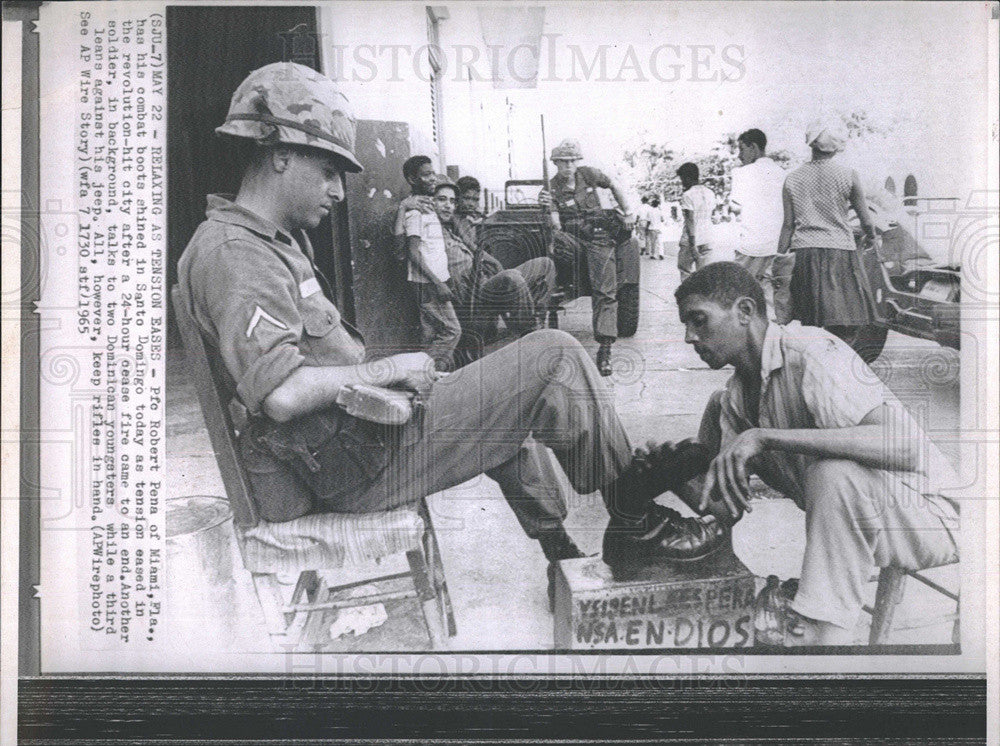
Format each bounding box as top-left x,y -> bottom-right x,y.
245,306 -> 289,338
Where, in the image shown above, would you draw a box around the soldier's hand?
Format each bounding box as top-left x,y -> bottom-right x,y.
382,352 -> 441,396
538,189 -> 553,209
401,195 -> 434,214
622,212 -> 637,228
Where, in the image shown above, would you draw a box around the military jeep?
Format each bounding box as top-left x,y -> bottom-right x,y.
478,180 -> 642,337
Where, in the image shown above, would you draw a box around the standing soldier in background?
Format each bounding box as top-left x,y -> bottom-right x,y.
730,128 -> 791,322
538,139 -> 636,376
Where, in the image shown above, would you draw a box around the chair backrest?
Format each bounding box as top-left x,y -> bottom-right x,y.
171,285 -> 260,528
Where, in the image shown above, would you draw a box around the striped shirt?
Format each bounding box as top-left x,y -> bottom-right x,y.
718,322 -> 959,509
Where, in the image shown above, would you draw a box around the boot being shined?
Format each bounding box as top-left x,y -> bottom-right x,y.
602,440 -> 727,577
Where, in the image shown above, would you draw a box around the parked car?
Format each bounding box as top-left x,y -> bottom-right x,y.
477,180 -> 642,337
845,200 -> 961,363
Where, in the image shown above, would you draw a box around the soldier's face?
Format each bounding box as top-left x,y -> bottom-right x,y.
554,159 -> 577,179
282,150 -> 345,230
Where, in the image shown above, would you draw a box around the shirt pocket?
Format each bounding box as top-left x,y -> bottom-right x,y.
298,294 -> 364,365
300,294 -> 339,339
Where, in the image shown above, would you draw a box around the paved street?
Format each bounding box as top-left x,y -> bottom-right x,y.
165,240 -> 962,653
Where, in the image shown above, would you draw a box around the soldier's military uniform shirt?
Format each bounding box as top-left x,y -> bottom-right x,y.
550,165 -> 611,215
177,194 -> 365,415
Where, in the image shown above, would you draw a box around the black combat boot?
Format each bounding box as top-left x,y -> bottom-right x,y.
596,339 -> 613,376
601,440 -> 727,579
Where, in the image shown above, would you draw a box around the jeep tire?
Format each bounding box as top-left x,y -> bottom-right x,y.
616,283 -> 640,338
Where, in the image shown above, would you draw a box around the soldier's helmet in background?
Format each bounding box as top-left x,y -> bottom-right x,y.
550,139 -> 583,162
216,62 -> 363,173
431,174 -> 457,193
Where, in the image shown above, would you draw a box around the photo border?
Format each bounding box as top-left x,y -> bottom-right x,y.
6,1 -> 995,740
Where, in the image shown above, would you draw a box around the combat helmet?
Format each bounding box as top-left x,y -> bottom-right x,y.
216,62 -> 363,173
550,139 -> 583,161
430,174 -> 457,193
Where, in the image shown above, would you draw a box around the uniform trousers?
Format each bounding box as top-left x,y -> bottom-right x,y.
582,232 -> 619,340
698,391 -> 958,630
322,329 -> 634,538
463,257 -> 555,334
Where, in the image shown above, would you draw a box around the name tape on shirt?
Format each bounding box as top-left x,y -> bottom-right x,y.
299,277 -> 321,298
246,306 -> 289,338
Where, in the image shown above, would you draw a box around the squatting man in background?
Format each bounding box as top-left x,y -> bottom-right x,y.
672,262 -> 959,645
432,175 -> 556,350
177,63 -> 726,616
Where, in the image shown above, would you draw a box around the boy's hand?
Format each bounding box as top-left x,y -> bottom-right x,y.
435,283 -> 453,303
401,195 -> 434,214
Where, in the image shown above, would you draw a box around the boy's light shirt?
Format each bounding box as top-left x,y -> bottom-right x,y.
404,209 -> 450,283
681,184 -> 717,245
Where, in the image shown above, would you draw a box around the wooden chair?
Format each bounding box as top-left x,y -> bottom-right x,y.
865,562 -> 960,645
171,286 -> 457,649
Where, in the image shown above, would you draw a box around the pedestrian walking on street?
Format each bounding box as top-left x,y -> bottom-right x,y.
646,195 -> 665,259
730,128 -> 791,321
677,163 -> 716,279
779,120 -> 880,351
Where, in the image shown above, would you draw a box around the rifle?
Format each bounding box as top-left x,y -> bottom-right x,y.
541,115 -> 561,249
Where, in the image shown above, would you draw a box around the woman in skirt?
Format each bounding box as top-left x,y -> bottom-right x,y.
777,121 -> 879,344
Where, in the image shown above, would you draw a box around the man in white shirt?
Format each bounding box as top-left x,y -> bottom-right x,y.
729,129 -> 792,322
677,163 -> 717,278
643,195 -> 665,259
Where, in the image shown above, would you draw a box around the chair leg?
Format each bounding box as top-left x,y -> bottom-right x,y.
952,597 -> 960,646
299,583 -> 335,649
252,573 -> 292,645
420,499 -> 457,637
407,549 -> 446,650
869,567 -> 907,645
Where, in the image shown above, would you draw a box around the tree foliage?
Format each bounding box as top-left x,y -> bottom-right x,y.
622,110 -> 890,211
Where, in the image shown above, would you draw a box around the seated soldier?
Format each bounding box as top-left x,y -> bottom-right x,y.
668,262 -> 959,645
431,175 -> 555,343
177,63 -> 726,612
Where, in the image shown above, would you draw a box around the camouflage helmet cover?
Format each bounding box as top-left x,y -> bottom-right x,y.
216,62 -> 363,173
550,138 -> 583,161
430,174 -> 457,193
